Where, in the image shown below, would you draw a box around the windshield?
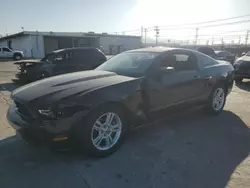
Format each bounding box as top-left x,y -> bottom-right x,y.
96,52 -> 158,77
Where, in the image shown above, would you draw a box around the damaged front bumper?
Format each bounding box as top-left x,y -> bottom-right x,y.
6,102 -> 82,149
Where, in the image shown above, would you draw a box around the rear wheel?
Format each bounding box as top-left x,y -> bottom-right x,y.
205,84 -> 226,115
77,104 -> 128,157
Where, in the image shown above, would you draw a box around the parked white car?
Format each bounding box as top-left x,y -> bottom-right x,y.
0,46 -> 24,60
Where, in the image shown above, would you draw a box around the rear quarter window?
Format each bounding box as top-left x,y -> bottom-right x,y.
73,49 -> 106,67
197,53 -> 218,68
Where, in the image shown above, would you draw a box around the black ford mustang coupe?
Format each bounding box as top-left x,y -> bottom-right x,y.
7,47 -> 234,156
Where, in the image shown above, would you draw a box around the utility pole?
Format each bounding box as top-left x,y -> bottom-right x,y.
238,36 -> 241,45
154,26 -> 159,46
141,26 -> 144,46
221,38 -> 224,45
245,30 -> 249,45
144,28 -> 147,46
212,37 -> 214,45
195,28 -> 199,46
221,38 -> 224,50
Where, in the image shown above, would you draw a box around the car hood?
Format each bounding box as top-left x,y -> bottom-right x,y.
14,59 -> 41,65
237,56 -> 250,62
11,70 -> 137,105
218,60 -> 232,65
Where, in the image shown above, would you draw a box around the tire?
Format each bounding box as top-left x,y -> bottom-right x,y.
235,77 -> 243,83
205,84 -> 226,115
76,104 -> 128,157
13,53 -> 22,60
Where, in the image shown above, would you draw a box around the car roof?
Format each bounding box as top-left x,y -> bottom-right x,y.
52,47 -> 98,53
125,46 -> 178,53
215,51 -> 228,53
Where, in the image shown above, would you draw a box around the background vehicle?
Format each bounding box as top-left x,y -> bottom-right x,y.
197,47 -> 217,59
0,46 -> 24,60
234,51 -> 250,83
14,47 -> 107,83
215,51 -> 235,64
7,47 -> 234,157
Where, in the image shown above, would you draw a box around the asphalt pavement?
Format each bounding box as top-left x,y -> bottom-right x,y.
0,61 -> 249,188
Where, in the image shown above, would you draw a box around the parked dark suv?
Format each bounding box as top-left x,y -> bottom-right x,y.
215,51 -> 235,64
234,51 -> 250,83
14,47 -> 107,83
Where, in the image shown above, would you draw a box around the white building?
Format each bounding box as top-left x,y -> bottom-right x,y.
0,31 -> 141,58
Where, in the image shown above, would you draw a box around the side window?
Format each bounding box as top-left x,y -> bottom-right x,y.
94,49 -> 106,60
86,49 -> 101,60
160,53 -> 197,72
72,50 -> 88,64
3,47 -> 11,52
74,49 -> 105,63
198,53 -> 217,68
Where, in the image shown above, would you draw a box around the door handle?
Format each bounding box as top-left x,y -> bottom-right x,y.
205,76 -> 212,80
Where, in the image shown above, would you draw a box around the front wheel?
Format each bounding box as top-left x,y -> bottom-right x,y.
77,105 -> 128,157
13,53 -> 22,60
205,85 -> 226,115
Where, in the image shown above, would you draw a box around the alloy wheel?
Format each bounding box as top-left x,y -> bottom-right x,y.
212,88 -> 225,111
91,112 -> 122,151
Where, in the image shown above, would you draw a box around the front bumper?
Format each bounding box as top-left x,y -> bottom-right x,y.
234,72 -> 250,79
7,103 -> 73,148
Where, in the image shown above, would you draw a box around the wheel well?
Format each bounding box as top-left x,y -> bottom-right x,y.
101,101 -> 136,127
13,52 -> 22,57
216,79 -> 228,94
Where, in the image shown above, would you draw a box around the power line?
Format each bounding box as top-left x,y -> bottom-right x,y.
158,33 -> 246,38
146,14 -> 250,29
111,14 -> 250,35
158,19 -> 250,30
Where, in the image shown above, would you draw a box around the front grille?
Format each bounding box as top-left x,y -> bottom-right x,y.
15,101 -> 32,118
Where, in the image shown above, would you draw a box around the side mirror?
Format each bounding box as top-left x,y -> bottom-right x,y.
159,66 -> 175,74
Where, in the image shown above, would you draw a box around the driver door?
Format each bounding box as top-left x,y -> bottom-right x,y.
146,50 -> 203,112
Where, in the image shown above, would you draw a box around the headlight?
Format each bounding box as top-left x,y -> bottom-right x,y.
38,108 -> 57,119
38,105 -> 75,119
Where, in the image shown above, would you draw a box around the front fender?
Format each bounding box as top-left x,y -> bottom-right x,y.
73,78 -> 144,116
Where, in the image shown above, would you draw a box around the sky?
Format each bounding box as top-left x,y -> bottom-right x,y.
1,0 -> 250,44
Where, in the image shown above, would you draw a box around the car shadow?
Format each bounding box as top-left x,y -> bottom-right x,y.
0,110 -> 249,188
235,80 -> 250,91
